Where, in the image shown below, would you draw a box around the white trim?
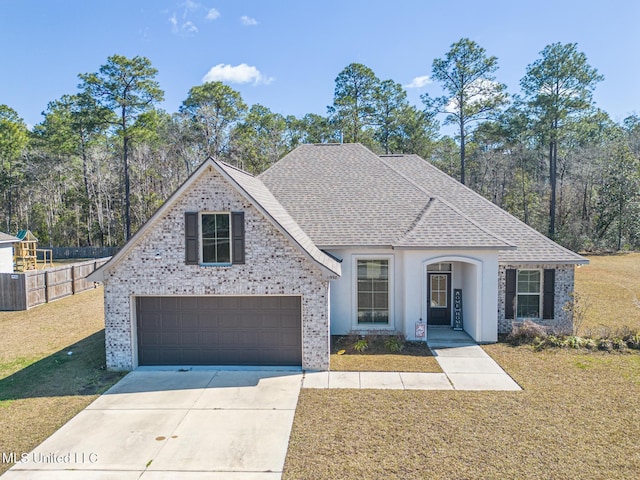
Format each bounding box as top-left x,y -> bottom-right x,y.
422,255 -> 484,336
351,254 -> 395,331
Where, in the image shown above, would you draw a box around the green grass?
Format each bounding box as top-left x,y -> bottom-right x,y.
0,288 -> 124,475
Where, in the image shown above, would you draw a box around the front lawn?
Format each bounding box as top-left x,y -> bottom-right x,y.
0,288 -> 124,475
286,345 -> 640,479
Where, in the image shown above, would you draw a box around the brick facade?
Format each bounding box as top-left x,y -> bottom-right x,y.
102,167 -> 331,371
497,263 -> 575,335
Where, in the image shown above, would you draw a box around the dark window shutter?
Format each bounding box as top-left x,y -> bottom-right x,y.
185,212 -> 199,265
231,211 -> 245,264
505,269 -> 516,320
543,269 -> 555,319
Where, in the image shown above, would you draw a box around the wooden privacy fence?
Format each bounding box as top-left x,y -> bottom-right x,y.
49,246 -> 120,259
0,258 -> 109,311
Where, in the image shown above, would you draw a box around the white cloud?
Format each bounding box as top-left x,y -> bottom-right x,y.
202,63 -> 273,85
183,21 -> 198,34
240,15 -> 258,26
206,8 -> 220,20
404,75 -> 432,89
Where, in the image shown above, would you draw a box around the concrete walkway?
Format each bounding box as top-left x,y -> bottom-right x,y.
2,370 -> 303,480
303,329 -> 521,391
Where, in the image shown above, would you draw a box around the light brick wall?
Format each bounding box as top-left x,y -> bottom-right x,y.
497,263 -> 575,335
103,167 -> 331,371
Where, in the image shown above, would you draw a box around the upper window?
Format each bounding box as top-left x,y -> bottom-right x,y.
356,259 -> 389,324
201,213 -> 231,264
516,270 -> 541,318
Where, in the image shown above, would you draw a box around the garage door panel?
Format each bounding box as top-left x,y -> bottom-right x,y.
137,296 -> 302,366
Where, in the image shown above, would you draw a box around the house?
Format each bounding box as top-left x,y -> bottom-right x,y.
89,143 -> 586,371
0,232 -> 19,273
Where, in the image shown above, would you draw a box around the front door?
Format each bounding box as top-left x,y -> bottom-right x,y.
428,273 -> 451,326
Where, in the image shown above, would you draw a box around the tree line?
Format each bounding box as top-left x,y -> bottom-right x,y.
1,39 -> 639,252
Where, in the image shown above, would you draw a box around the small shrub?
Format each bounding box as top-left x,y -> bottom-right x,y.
563,336 -> 583,349
612,338 -> 627,351
597,338 -> 613,352
353,339 -> 368,352
583,338 -> 598,350
626,334 -> 640,350
385,336 -> 405,353
507,320 -> 548,346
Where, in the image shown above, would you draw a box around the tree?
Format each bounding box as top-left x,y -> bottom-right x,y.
328,63 -> 380,145
79,54 -> 164,240
0,105 -> 29,232
373,79 -> 409,153
520,42 -> 603,239
230,104 -> 288,174
35,93 -> 113,244
179,81 -> 247,160
422,38 -> 508,184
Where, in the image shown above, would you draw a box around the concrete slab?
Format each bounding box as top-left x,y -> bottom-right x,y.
3,369 -> 302,479
447,373 -> 522,391
141,473 -> 282,480
302,371 -> 329,388
1,472 -> 141,480
435,356 -> 506,374
13,409 -> 187,471
328,371 -> 361,388
399,372 -> 453,390
431,345 -> 489,358
87,371 -> 216,410
148,410 -> 294,472
193,371 -> 302,410
360,372 -> 404,389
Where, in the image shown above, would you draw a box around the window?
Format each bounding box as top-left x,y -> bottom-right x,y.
516,270 -> 541,318
201,213 -> 231,264
357,259 -> 389,324
430,274 -> 448,307
427,262 -> 452,272
185,211 -> 244,265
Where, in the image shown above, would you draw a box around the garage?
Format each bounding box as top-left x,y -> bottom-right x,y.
136,296 -> 302,366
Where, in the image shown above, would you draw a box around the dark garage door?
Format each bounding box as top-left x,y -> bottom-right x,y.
136,296 -> 302,366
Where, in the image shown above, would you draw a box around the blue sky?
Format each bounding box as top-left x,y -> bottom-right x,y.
2,0 -> 639,129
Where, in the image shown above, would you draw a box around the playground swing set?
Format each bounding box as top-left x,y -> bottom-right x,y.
13,230 -> 53,272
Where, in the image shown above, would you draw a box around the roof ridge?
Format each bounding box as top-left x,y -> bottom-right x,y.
377,155 -> 515,248
400,198 -> 435,238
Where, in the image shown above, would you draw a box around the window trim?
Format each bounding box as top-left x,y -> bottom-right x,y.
515,269 -> 542,320
199,212 -> 232,266
352,255 -> 395,330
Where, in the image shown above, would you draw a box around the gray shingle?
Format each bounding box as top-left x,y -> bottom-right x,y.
0,232 -> 19,244
259,144 -> 585,263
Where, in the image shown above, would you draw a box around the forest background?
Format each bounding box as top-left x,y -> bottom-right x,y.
1,38 -> 638,252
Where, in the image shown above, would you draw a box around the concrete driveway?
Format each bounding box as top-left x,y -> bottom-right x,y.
2,369 -> 303,479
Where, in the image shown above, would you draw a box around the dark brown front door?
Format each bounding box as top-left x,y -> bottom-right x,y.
428,273 -> 451,326
136,296 -> 302,366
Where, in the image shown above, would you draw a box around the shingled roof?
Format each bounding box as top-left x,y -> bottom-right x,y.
259,143 -> 586,264
0,232 -> 19,244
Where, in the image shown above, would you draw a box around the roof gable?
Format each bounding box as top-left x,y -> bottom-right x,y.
90,159 -> 341,281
